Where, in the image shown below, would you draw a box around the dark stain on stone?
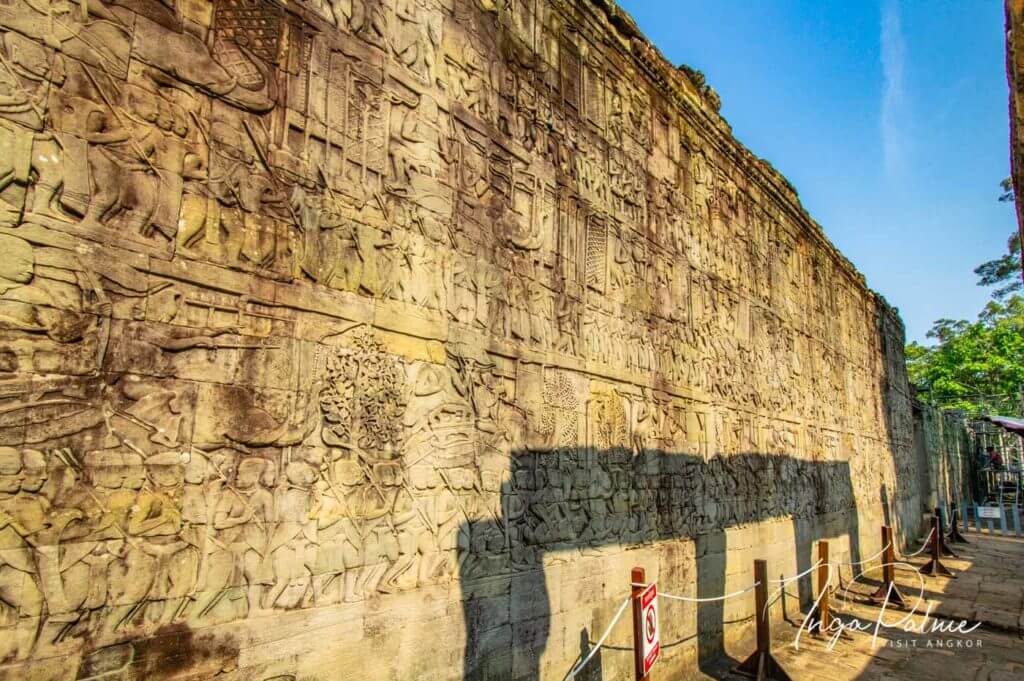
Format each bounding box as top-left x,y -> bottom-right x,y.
77,641 -> 133,679
132,623 -> 241,679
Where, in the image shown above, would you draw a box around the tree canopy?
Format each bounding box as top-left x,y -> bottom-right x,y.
906,297 -> 1024,414
973,231 -> 1021,300
905,182 -> 1024,416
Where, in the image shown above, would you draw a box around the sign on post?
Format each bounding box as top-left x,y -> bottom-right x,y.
639,583 -> 660,674
978,506 -> 1002,520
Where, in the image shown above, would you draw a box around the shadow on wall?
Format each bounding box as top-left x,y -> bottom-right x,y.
457,450 -> 862,681
876,297 -> 923,547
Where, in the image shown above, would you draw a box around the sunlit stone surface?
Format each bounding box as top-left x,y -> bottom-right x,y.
0,1 -> 921,678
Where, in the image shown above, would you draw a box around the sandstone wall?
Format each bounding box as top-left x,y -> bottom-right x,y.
1006,0 -> 1024,276
0,1 -> 920,679
914,403 -> 975,516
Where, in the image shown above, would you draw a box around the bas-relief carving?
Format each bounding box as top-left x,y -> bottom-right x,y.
0,0 -> 918,677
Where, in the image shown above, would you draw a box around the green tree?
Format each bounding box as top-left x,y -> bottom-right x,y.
979,178 -> 1023,299
906,182 -> 1024,415
998,176 -> 1015,203
906,297 -> 1024,415
973,231 -> 1021,300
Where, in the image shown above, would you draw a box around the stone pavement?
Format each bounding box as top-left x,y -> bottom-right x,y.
716,528 -> 1024,681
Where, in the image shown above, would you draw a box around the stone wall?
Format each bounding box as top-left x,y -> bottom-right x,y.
914,403 -> 975,517
1005,0 -> 1024,278
0,1 -> 920,679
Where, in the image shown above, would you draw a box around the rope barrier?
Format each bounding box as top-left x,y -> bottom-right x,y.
763,561 -> 830,620
768,586 -> 799,608
841,559 -> 927,610
897,528 -> 935,559
565,595 -> 632,679
900,560 -> 927,600
632,559 -> 824,606
631,581 -> 761,603
767,560 -> 821,584
830,562 -> 880,591
566,527 -> 935,680
831,542 -> 892,567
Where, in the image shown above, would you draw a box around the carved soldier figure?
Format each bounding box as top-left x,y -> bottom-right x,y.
394,0 -> 443,87
131,451 -> 194,626
212,151 -> 288,268
447,254 -> 477,325
0,447 -> 52,660
326,0 -> 358,31
78,449 -> 148,634
174,139 -> 212,252
0,33 -> 63,225
200,456 -> 274,621
373,462 -> 422,594
313,454 -> 362,604
388,93 -> 439,191
608,81 -> 626,144
79,85 -> 162,235
265,461 -> 318,610
554,280 -> 579,356
508,274 -> 530,342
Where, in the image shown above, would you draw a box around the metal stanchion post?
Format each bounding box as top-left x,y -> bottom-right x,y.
946,502 -> 969,544
919,516 -> 955,578
935,507 -> 957,557
735,560 -> 793,681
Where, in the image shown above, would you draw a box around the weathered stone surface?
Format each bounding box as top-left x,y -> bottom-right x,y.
1005,0 -> 1024,278
0,1 -> 921,679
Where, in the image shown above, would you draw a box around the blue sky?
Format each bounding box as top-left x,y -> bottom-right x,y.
616,0 -> 1015,344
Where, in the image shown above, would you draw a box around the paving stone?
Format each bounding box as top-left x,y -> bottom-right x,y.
733,535 -> 1024,680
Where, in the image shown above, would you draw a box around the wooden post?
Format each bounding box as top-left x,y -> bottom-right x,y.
735,560 -> 793,681
919,516 -> 954,578
807,541 -> 831,634
870,525 -> 907,607
817,541 -> 830,631
631,567 -> 649,681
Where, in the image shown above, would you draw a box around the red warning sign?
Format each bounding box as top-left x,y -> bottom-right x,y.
640,582 -> 660,673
